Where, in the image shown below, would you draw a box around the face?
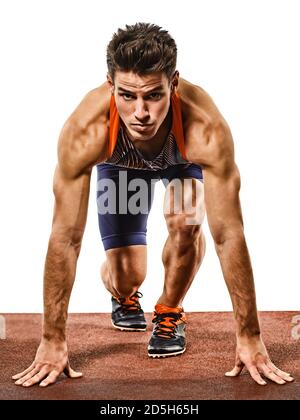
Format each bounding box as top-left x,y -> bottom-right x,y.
107,70 -> 179,142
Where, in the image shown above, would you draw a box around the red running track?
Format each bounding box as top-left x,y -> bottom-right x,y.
0,312 -> 299,400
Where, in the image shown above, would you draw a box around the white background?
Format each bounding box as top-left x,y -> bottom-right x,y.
0,0 -> 299,313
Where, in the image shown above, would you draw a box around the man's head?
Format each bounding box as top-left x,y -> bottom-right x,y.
106,23 -> 179,142
107,22 -> 177,83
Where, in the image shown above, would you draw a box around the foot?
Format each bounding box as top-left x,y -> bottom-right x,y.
111,291 -> 147,332
148,304 -> 187,358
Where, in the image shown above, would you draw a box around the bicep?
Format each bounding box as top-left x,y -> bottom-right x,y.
50,115 -> 102,241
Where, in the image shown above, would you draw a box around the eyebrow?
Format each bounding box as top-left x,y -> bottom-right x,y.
117,85 -> 164,94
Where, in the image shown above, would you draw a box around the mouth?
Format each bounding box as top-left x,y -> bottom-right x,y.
131,124 -> 154,132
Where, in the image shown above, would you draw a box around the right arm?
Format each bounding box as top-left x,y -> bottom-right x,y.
44,111 -> 103,338
12,85 -> 109,387
43,164 -> 92,342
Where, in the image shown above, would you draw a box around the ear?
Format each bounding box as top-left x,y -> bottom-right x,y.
171,70 -> 180,92
106,73 -> 114,94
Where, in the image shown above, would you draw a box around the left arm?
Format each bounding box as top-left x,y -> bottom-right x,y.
193,119 -> 293,385
202,123 -> 260,338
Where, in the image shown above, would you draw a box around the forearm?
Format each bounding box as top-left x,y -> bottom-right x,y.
215,233 -> 260,338
42,235 -> 81,341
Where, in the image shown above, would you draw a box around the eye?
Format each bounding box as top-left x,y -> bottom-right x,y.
147,92 -> 161,100
121,93 -> 135,100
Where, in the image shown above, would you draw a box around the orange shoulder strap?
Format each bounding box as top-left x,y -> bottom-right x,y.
108,95 -> 120,159
171,91 -> 187,161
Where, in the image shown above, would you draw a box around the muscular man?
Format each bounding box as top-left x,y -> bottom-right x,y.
13,23 -> 294,387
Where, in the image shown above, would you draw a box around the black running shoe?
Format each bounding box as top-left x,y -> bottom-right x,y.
148,304 -> 187,358
111,291 -> 147,332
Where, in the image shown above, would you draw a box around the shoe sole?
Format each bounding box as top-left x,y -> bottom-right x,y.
111,320 -> 147,332
148,348 -> 186,358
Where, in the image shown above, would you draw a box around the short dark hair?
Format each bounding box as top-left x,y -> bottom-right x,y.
106,22 -> 177,82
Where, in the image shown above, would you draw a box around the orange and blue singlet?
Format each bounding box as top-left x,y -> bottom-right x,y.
96,92 -> 203,250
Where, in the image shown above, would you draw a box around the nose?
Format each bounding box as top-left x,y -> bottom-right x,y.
134,99 -> 150,123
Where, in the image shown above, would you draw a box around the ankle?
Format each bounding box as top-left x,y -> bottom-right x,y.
113,289 -> 140,301
156,296 -> 183,309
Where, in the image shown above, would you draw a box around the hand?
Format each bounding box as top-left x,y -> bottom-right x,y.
12,338 -> 82,387
225,335 -> 294,385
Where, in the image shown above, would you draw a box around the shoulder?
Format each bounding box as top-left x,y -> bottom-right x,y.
178,78 -> 235,175
67,82 -> 111,128
58,82 -> 111,178
177,78 -> 222,124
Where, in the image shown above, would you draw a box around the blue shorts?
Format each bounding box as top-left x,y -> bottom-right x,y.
96,163 -> 203,251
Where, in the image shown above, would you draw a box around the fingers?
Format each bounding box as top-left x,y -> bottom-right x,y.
259,363 -> 286,385
64,362 -> 83,379
248,366 -> 267,386
225,364 -> 244,377
225,356 -> 245,377
18,367 -> 50,387
12,361 -> 82,388
12,363 -> 35,380
250,361 -> 294,386
40,363 -> 83,387
14,366 -> 40,386
266,361 -> 294,383
228,359 -> 295,386
40,370 -> 60,387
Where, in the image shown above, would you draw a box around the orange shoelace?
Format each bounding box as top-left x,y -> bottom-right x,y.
115,291 -> 143,312
152,304 -> 186,338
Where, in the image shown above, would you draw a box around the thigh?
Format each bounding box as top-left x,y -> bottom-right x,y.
96,163 -> 158,250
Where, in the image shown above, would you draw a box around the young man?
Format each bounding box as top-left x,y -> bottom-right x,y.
13,23 -> 294,387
